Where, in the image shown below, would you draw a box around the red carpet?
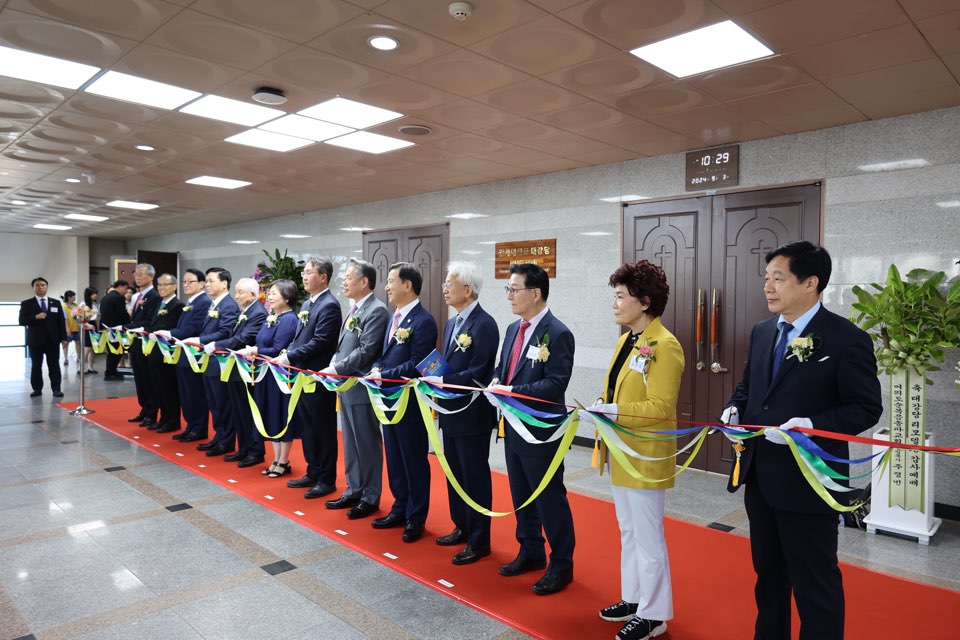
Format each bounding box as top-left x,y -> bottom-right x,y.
64,398 -> 957,639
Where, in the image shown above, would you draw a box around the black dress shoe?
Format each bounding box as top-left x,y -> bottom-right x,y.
104,374 -> 124,381
286,476 -> 315,489
139,417 -> 157,427
435,528 -> 467,546
30,390 -> 42,397
499,556 -> 547,577
371,513 -> 406,529
145,422 -> 161,430
205,445 -> 233,457
531,571 -> 573,595
237,456 -> 265,468
402,522 -> 424,543
196,441 -> 217,451
304,483 -> 336,499
179,433 -> 205,442
347,501 -> 379,519
223,452 -> 244,462
52,390 -> 64,398
155,424 -> 179,434
128,414 -> 145,422
325,495 -> 361,510
452,544 -> 491,565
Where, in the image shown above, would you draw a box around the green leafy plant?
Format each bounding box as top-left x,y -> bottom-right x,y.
253,249 -> 306,306
851,266 -> 960,377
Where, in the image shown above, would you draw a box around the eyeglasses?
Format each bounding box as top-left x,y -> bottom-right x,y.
159,282 -> 177,287
504,286 -> 535,296
301,269 -> 318,276
441,282 -> 465,290
182,279 -> 198,284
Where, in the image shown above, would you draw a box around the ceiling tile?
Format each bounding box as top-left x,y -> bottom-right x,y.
376,0 -> 546,47
0,8 -> 136,67
419,98 -> 520,132
824,58 -> 959,105
345,76 -> 459,114
254,45 -> 387,95
564,145 -> 639,165
580,118 -> 685,153
897,0 -> 960,20
7,0 -> 180,40
915,9 -> 960,57
60,93 -> 166,126
542,51 -> 672,99
650,103 -> 780,144
534,102 -> 633,133
711,0 -> 791,15
844,84 -> 960,120
786,23 -> 936,79
757,103 -> 866,133
693,57 -> 814,101
610,83 -> 719,119
471,78 -> 589,117
434,132 -> 508,156
191,0 -> 363,43
399,48 -> 530,97
111,43 -> 247,93
474,118 -> 611,157
364,116 -> 460,143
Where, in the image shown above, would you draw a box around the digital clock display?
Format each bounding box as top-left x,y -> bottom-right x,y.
685,144 -> 740,191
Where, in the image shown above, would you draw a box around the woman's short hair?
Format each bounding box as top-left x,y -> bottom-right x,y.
608,260 -> 670,317
62,290 -> 76,301
270,279 -> 299,307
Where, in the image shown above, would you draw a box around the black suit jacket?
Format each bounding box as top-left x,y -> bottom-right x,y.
374,302 -> 438,381
287,289 -> 342,372
197,295 -> 240,378
496,310 -> 575,457
19,297 -> 67,347
725,305 -> 883,514
214,300 -> 267,382
145,296 -> 183,332
98,290 -> 130,328
437,304 -> 499,436
126,287 -> 161,329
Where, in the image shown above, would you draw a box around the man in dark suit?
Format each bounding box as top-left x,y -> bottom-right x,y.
19,277 -> 68,398
277,257 -> 342,498
143,274 -> 183,433
186,268 -> 240,456
421,261 -> 499,565
487,263 -> 576,596
367,262 -> 438,543
98,280 -> 130,380
320,259 -> 389,520
155,268 -> 210,441
210,277 -> 267,466
722,241 -> 882,640
125,264 -> 162,426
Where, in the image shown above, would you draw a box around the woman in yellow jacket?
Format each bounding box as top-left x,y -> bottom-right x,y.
593,260 -> 684,640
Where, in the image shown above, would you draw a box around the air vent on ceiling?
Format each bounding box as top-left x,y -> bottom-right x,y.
398,124 -> 432,136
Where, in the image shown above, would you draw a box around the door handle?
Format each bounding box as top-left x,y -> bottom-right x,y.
710,288 -> 728,374
695,288 -> 705,371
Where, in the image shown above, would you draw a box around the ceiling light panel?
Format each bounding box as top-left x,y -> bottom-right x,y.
231,240 -> 259,244
0,45 -> 101,89
445,213 -> 488,219
325,131 -> 414,155
186,176 -> 252,189
299,97 -> 403,129
33,223 -> 72,230
629,21 -> 773,78
85,71 -> 202,110
225,129 -> 314,152
259,115 -> 354,142
64,213 -> 109,221
279,234 -> 311,238
179,95 -> 285,126
368,36 -> 399,51
107,200 -> 159,210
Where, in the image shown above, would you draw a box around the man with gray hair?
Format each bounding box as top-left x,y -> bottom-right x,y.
321,258 -> 390,519
125,263 -> 162,426
422,261 -> 500,564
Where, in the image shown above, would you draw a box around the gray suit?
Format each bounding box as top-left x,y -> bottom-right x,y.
333,294 -> 390,507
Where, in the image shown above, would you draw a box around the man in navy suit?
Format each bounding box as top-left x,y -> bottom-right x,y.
368,262 -> 438,543
277,257 -> 342,498
185,268 -> 240,456
98,280 -> 130,380
19,277 -> 67,398
722,241 -> 882,640
125,264 -> 162,425
422,261 -> 499,564
208,277 -> 267,467
143,274 -> 183,433
155,268 -> 210,441
487,263 -> 576,596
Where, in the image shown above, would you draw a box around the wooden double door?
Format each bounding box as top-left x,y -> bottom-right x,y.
623,184 -> 821,473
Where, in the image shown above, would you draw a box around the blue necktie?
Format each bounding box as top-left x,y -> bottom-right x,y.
448,314 -> 464,352
40,298 -> 47,313
771,321 -> 794,379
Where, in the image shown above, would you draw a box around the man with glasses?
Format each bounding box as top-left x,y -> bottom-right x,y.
125,263 -> 161,427
487,263 -> 576,595
156,268 -> 211,441
143,274 -> 183,433
276,257 -> 342,498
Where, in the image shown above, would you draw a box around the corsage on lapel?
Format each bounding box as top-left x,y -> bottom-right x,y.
632,338 -> 657,384
346,313 -> 362,336
298,310 -> 310,325
394,326 -> 412,344
182,305 -> 192,312
266,314 -> 278,327
533,333 -> 550,364
236,313 -> 247,326
787,334 -> 818,362
454,332 -> 472,352
208,308 -> 219,319
157,309 -> 168,316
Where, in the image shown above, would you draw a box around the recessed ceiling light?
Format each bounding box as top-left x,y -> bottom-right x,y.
135,145 -> 155,151
186,176 -> 252,190
300,97 -> 403,129
231,240 -> 260,245
85,70 -> 202,110
64,178 -> 82,183
368,36 -> 399,51
445,213 -> 489,220
279,233 -> 311,239
11,200 -> 27,205
580,231 -> 613,236
857,159 -> 929,172
107,200 -> 159,210
0,45 -> 100,89
325,131 -> 414,154
935,200 -> 960,208
600,195 -> 647,203
33,223 -> 72,231
259,114 -> 354,142
629,20 -> 773,78
340,227 -> 373,232
179,95 -> 285,126
64,213 -> 109,222
225,129 -> 314,152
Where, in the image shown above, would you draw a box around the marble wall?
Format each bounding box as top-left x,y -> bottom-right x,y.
131,106 -> 960,509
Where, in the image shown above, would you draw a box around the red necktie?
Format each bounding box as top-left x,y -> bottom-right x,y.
505,321 -> 531,384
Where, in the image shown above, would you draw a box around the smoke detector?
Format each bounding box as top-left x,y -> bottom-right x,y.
252,86 -> 287,106
449,2 -> 472,21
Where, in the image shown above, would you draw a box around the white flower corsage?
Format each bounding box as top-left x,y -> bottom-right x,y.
533,333 -> 550,364
236,313 -> 247,325
298,310 -> 310,325
394,326 -> 412,344
266,314 -> 278,327
182,305 -> 192,312
157,309 -> 168,316
455,332 -> 472,352
346,315 -> 360,333
787,334 -> 818,362
208,309 -> 219,318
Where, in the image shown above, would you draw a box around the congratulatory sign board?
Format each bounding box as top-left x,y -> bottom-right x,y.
494,239 -> 556,279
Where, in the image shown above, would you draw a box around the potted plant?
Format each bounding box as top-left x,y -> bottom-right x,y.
254,249 -> 306,308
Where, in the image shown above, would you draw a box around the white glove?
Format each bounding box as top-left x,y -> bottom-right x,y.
275,352 -> 290,365
203,342 -> 216,354
236,346 -> 255,358
420,375 -> 442,385
484,384 -> 512,407
592,403 -> 618,422
765,417 -> 812,445
318,365 -> 336,376
720,406 -> 748,442
155,330 -> 171,340
577,409 -> 595,429
364,369 -> 382,387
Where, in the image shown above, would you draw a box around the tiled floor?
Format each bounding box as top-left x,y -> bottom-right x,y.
1,350 -> 957,639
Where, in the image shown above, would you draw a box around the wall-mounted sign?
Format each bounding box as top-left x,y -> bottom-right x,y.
685,144 -> 739,191
494,239 -> 556,279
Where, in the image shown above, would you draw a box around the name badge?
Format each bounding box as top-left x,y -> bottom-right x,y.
50,306 -> 59,313
629,355 -> 648,373
525,345 -> 540,360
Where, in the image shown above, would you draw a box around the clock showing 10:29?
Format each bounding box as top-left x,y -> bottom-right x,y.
685,144 -> 740,191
